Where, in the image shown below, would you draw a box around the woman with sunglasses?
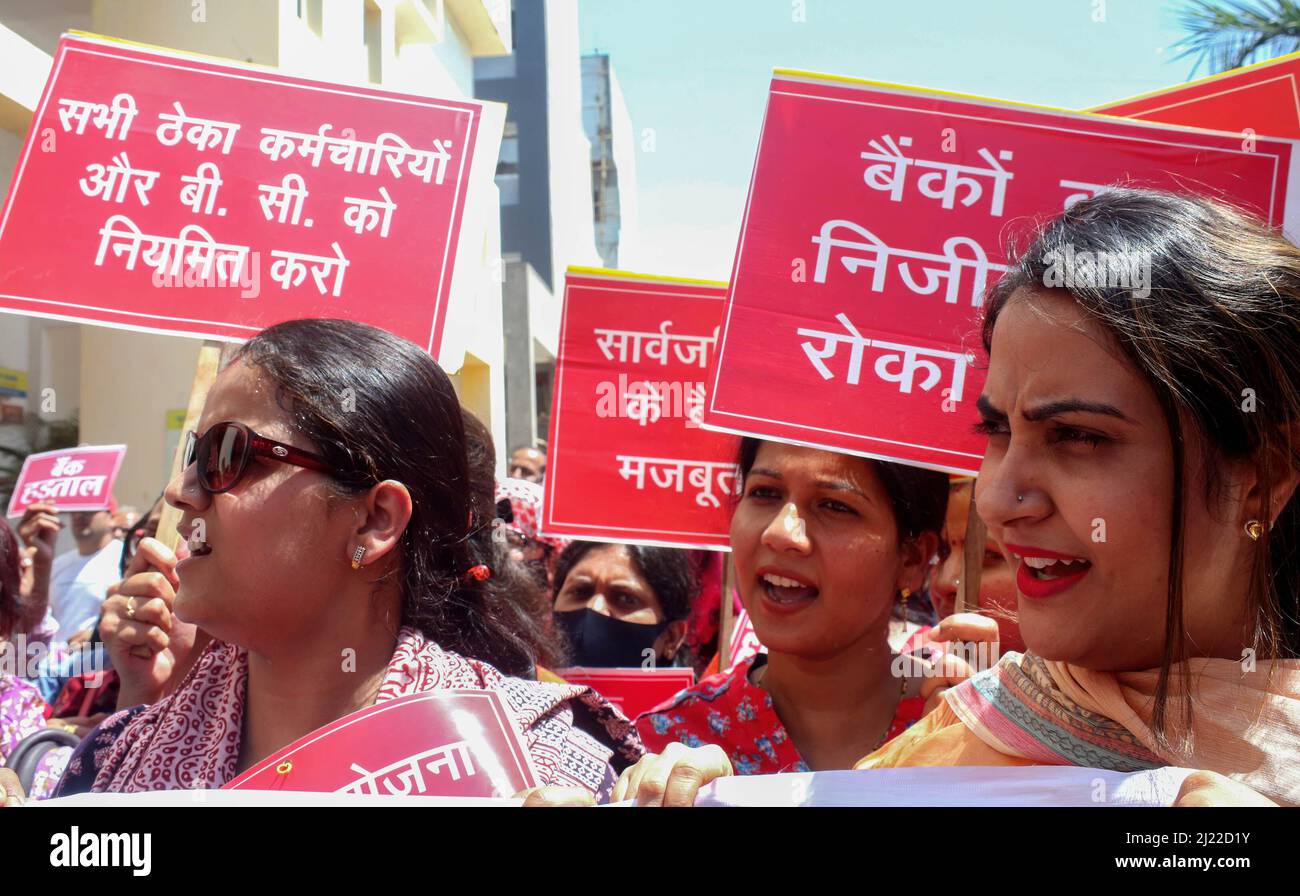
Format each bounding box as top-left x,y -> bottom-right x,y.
612,189 -> 1300,807
30,318 -> 641,799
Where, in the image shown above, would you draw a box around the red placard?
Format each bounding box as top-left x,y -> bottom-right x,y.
557,667 -> 696,719
0,34 -> 502,354
1094,52 -> 1300,137
6,444 -> 126,517
542,268 -> 739,549
223,690 -> 538,797
702,71 -> 1300,474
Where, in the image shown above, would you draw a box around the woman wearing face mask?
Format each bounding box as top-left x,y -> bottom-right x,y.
615,188 -> 1300,807
16,318 -> 642,800
628,438 -> 949,778
552,542 -> 695,668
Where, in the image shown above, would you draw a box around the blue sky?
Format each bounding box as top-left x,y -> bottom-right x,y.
578,0 -> 1205,279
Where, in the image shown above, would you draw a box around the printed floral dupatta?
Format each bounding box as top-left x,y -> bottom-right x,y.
862,651 -> 1300,805
58,626 -> 643,797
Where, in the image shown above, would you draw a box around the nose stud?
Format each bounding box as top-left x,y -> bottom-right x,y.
1016,494 -> 1024,503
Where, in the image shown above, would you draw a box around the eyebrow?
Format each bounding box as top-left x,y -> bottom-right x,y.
747,467 -> 870,501
976,395 -> 1133,424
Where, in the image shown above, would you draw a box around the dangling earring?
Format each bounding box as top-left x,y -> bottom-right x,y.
1244,519 -> 1265,541
351,545 -> 366,569
898,587 -> 912,617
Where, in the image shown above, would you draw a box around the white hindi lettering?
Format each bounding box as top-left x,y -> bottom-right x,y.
258,173 -> 310,225
155,102 -> 240,154
49,456 -> 86,476
258,125 -> 454,184
336,742 -> 476,797
19,476 -> 108,504
859,134 -> 914,201
623,382 -> 664,426
78,153 -> 159,205
179,162 -> 224,215
94,215 -> 249,284
860,135 -> 1015,216
57,93 -> 137,141
616,456 -> 742,508
593,324 -> 718,366
794,313 -> 971,402
268,241 -> 349,297
342,186 -> 396,237
810,219 -> 1006,308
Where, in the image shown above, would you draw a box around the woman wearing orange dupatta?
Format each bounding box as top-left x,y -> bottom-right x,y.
613,188 -> 1300,807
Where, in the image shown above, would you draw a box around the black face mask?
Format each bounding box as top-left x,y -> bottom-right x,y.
553,608 -> 668,668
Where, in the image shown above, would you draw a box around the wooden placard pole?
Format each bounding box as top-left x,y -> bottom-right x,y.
954,487 -> 986,615
131,339 -> 235,672
718,554 -> 736,668
153,340 -> 230,551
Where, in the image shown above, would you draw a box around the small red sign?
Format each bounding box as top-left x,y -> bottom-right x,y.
223,690 -> 539,798
557,667 -> 696,719
7,444 -> 127,517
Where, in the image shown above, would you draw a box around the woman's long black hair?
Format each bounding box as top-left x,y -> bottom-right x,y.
236,318 -> 550,677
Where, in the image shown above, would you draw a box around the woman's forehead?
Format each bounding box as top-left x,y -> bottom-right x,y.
198,360 -> 290,435
987,290 -> 1145,408
753,441 -> 876,485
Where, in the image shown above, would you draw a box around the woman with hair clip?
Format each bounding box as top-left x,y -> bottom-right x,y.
614,188 -> 1300,806
0,318 -> 642,804
630,437 -> 954,777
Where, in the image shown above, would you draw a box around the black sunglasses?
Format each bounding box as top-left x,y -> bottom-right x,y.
183,421 -> 339,494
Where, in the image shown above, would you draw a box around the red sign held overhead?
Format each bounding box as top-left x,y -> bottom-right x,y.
0,34 -> 503,355
1094,51 -> 1300,138
542,268 -> 739,550
702,70 -> 1300,474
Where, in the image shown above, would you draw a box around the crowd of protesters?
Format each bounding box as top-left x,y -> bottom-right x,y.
2,189 -> 1298,806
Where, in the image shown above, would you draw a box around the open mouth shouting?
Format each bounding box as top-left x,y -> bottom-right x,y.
1005,543 -> 1091,599
757,566 -> 819,614
180,521 -> 213,559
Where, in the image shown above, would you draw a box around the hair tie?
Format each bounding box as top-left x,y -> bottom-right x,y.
465,564 -> 492,582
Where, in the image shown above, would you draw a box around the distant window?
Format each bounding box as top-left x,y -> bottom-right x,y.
497,173 -> 519,206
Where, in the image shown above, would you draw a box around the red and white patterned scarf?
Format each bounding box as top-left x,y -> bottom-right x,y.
85,627 -> 642,794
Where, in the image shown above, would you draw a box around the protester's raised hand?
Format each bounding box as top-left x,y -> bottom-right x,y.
1173,771 -> 1277,807
99,536 -> 191,707
611,742 -> 732,806
0,769 -> 26,807
17,501 -> 61,567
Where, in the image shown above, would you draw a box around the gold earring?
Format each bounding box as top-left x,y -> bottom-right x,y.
351,545 -> 365,569
1244,520 -> 1265,541
899,587 -> 912,616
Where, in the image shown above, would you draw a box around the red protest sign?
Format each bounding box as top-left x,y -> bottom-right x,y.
1093,52 -> 1300,137
6,444 -> 126,517
223,690 -> 538,797
557,667 -> 696,720
702,71 -> 1299,474
0,34 -> 502,354
541,268 -> 739,549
